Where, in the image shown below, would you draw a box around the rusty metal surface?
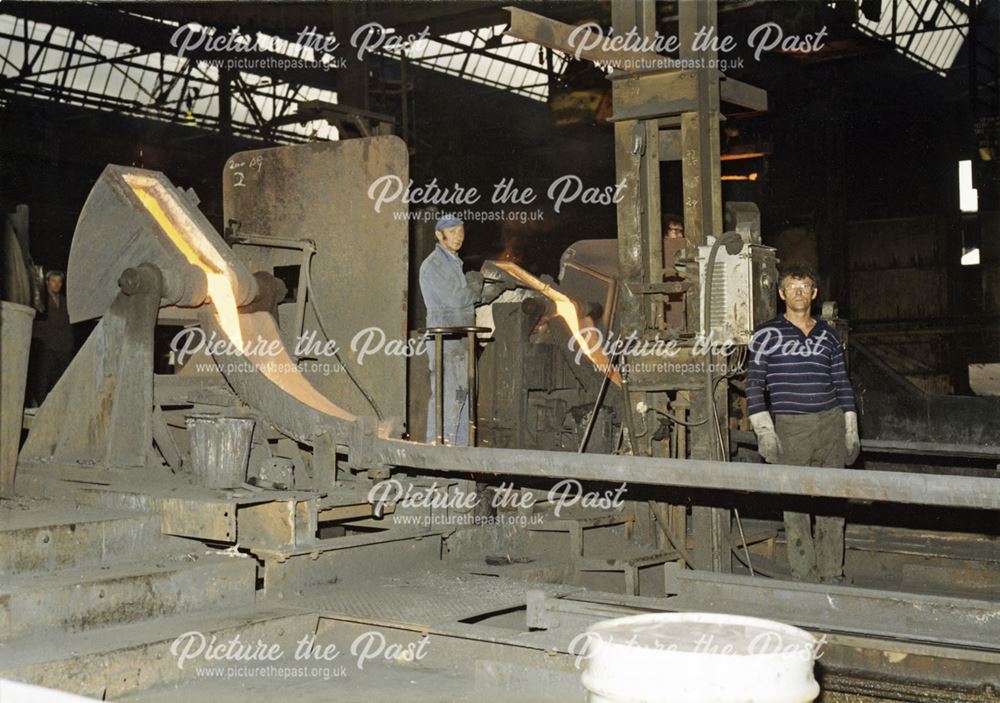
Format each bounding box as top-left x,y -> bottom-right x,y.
366,437 -> 1000,510
532,591 -> 1000,698
160,497 -> 237,542
293,585 -> 520,627
1,302 -> 35,492
290,571 -> 573,628
20,287 -> 159,469
67,165 -> 254,324
495,260 -> 620,386
664,569 -> 1000,650
2,207 -> 36,307
199,309 -> 357,445
1,554 -> 256,639
558,239 -> 620,335
505,7 -> 766,111
222,138 -> 409,431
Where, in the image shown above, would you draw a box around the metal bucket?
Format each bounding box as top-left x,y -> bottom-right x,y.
184,414 -> 255,489
1,301 -> 36,494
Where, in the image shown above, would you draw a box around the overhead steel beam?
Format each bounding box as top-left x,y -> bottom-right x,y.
506,5 -> 662,68
366,438 -> 1000,510
505,5 -> 766,111
611,70 -> 767,121
423,32 -> 554,77
267,99 -> 396,129
2,2 -> 341,89
610,69 -> 699,121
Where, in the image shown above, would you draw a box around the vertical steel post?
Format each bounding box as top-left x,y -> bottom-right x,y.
678,0 -> 731,572
434,332 -> 444,445
467,330 -> 477,446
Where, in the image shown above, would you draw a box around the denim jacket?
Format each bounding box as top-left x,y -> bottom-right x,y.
419,244 -> 476,327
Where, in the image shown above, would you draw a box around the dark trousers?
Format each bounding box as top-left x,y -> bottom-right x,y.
32,349 -> 73,405
775,407 -> 846,581
426,339 -> 469,446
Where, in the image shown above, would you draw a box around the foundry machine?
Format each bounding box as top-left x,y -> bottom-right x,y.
12,138 -> 1000,703
11,4 -> 1000,698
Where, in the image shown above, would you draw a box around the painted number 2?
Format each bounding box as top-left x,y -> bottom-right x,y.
230,155 -> 263,188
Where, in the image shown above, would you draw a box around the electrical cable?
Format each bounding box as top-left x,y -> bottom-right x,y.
642,371 -> 729,428
304,254 -> 384,421
648,407 -> 709,427
731,545 -> 783,578
733,508 -> 755,577
619,356 -> 646,449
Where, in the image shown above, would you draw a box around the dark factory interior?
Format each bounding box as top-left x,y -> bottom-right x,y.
0,1 -> 998,702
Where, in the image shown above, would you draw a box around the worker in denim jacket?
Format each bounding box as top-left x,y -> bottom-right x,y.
418,215 -> 483,446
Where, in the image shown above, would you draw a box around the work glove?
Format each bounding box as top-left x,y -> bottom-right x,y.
844,410 -> 860,465
481,260 -> 518,291
465,271 -> 484,297
749,411 -> 782,464
480,282 -> 506,305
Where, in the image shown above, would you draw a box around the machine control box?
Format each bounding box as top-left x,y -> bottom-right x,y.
698,242 -> 778,344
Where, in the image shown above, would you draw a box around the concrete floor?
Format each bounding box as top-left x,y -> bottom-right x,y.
4,487 -> 999,703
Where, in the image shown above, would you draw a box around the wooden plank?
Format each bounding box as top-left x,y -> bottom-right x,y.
577,550 -> 681,571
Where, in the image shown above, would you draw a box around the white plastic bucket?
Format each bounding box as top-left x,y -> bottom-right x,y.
580,612 -> 820,703
0,679 -> 100,702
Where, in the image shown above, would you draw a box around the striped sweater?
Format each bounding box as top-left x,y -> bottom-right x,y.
746,316 -> 856,416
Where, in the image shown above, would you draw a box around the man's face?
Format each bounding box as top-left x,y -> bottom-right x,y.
778,276 -> 817,311
436,225 -> 464,254
46,275 -> 63,295
665,222 -> 684,239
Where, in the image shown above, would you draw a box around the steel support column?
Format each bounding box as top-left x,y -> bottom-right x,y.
677,0 -> 731,571
612,0 -> 663,339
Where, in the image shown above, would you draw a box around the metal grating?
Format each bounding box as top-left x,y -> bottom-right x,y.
284,571 -> 580,625
711,260 -> 728,329
293,586 -> 520,626
288,572 -> 570,627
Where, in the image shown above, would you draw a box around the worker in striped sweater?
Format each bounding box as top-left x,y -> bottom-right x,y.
746,265 -> 860,583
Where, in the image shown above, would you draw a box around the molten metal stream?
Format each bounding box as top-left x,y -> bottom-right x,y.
495,261 -> 621,386
127,174 -> 355,423
127,177 -> 244,346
